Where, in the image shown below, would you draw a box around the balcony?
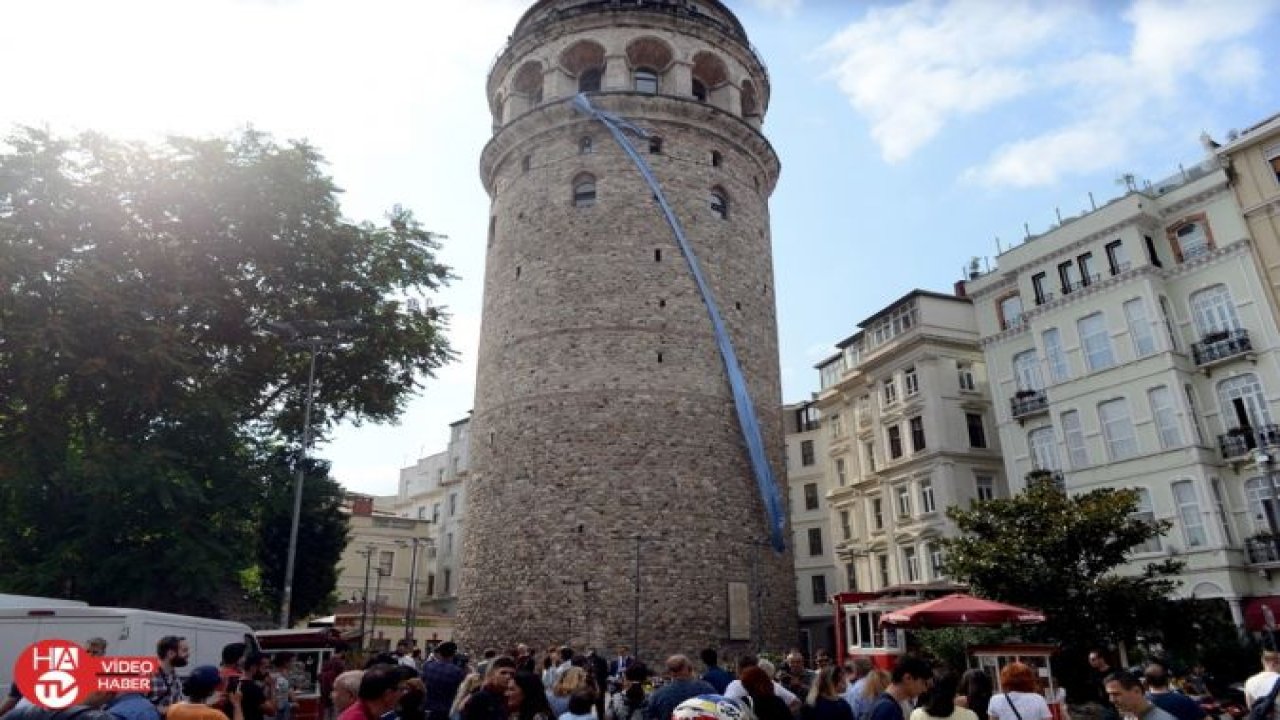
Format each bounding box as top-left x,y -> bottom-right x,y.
1192,328 -> 1253,368
1011,389 -> 1049,420
1245,534 -> 1280,566
1218,424 -> 1280,460
1061,275 -> 1100,295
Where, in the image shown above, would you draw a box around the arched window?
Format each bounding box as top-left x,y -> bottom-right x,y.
1190,284 -> 1239,336
1217,373 -> 1271,430
692,78 -> 708,102
741,80 -> 760,117
633,68 -> 659,94
573,174 -> 596,208
709,188 -> 728,219
1246,475 -> 1280,533
579,67 -> 603,93
579,136 -> 593,155
1012,350 -> 1042,391
1027,426 -> 1059,472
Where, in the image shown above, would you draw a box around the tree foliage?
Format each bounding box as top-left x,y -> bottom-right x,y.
941,482 -> 1183,657
0,127 -> 453,620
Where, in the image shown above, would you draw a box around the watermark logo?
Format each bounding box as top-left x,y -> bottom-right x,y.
14,640 -> 156,709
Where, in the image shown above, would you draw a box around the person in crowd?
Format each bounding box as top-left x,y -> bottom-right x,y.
424,643 -> 469,720
724,656 -> 800,714
397,644 -> 420,672
558,693 -> 597,720
549,669 -> 590,718
220,645 -> 248,692
268,654 -> 296,720
332,672 -> 365,717
867,656 -> 932,720
843,660 -> 873,714
542,651 -> 561,691
463,659 -> 518,720
609,649 -> 636,685
147,636 -> 190,717
508,671 -> 555,720
555,650 -> 576,685
854,670 -> 891,720
780,652 -> 815,700
988,663 -> 1050,720
1087,651 -> 1117,717
1246,649 -> 1280,714
802,666 -> 854,720
955,670 -> 991,717
584,651 -> 610,720
737,667 -> 791,720
643,656 -> 715,720
321,646 -> 351,720
347,665 -> 408,720
1104,672 -> 1175,720
397,672 -> 427,720
451,674 -> 483,720
168,666 -> 238,720
238,653 -> 277,720
700,651 -> 733,695
1143,664 -> 1204,720
910,672 -> 975,720
607,665 -> 650,720
515,646 -> 537,676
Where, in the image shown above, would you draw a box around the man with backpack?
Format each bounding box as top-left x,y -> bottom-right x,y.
1246,650 -> 1280,720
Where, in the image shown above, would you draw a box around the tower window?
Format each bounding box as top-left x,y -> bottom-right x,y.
521,155 -> 531,173
579,136 -> 593,155
711,150 -> 722,167
633,68 -> 659,94
692,78 -> 707,102
649,137 -> 663,154
709,188 -> 728,219
654,249 -> 662,262
573,174 -> 596,208
579,67 -> 603,93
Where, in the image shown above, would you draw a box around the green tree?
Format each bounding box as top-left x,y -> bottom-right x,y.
941,482 -> 1182,684
0,126 -> 453,617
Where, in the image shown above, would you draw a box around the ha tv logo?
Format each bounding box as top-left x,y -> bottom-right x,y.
14,639 -> 155,709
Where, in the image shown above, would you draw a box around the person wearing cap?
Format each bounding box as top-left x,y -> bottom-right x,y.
168,666 -> 241,720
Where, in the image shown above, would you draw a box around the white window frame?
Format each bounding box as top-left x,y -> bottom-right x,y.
1148,385 -> 1183,449
1190,284 -> 1240,336
920,479 -> 936,514
1028,426 -> 1060,471
1176,222 -> 1210,260
928,543 -> 945,578
882,377 -> 898,406
1124,298 -> 1157,358
903,546 -> 920,582
1013,350 -> 1043,392
835,458 -> 847,486
1217,373 -> 1272,430
1061,410 -> 1089,469
1246,475 -> 1280,533
904,366 -> 919,396
1079,312 -> 1116,371
1099,398 -> 1139,461
1172,480 -> 1207,548
975,474 -> 995,501
1133,487 -> 1162,553
896,485 -> 912,519
958,362 -> 977,391
1043,328 -> 1069,383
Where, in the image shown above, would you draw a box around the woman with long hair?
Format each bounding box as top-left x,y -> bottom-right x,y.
607,664 -> 650,720
548,667 -> 589,717
452,673 -> 484,720
853,669 -> 891,720
956,670 -> 992,717
802,666 -> 854,720
740,666 -> 793,720
508,671 -> 555,720
987,664 -> 1051,720
911,672 -> 977,720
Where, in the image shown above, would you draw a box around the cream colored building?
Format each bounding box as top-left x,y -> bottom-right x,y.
385,415 -> 471,616
1219,114 -> 1280,331
815,290 -> 1007,595
964,144 -> 1280,627
784,399 -> 837,656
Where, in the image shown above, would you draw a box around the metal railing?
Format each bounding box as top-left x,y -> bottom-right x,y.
1245,535 -> 1280,565
1026,469 -> 1065,490
1011,390 -> 1049,418
1192,328 -> 1252,366
1218,423 -> 1280,459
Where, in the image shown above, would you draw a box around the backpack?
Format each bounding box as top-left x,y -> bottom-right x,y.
1249,679 -> 1280,720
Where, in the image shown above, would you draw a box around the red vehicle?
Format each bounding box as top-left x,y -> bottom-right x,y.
833,583 -> 966,669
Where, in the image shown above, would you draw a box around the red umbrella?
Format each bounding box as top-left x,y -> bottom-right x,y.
879,593 -> 1046,629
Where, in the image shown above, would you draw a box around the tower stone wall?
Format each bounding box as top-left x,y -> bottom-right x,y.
458,0 -> 797,659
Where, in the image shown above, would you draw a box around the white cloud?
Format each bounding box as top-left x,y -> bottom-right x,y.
821,0 -> 1278,186
819,0 -> 1081,163
749,0 -> 801,18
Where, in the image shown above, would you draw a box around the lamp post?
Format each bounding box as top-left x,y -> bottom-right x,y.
268,319 -> 355,629
403,537 -> 432,644
358,544 -> 376,648
372,567 -> 388,646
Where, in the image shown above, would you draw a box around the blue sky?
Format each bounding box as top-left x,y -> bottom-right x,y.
3,0 -> 1278,495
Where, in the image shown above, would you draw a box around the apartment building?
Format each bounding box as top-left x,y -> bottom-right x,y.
815,290 -> 1007,595
386,415 -> 471,616
963,147 -> 1280,627
785,400 -> 837,655
1219,114 -> 1280,330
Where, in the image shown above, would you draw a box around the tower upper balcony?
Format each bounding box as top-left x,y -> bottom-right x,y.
486,0 -> 769,133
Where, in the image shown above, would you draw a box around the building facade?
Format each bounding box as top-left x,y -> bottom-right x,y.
1219,114 -> 1280,332
784,400 -> 837,657
459,0 -> 796,656
964,147 -> 1280,626
815,291 -> 1007,596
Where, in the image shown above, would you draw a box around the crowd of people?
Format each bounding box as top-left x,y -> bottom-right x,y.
6,639 -> 1280,720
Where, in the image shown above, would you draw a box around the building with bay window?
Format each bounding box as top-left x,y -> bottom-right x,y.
963,137 -> 1280,628
815,290 -> 1007,595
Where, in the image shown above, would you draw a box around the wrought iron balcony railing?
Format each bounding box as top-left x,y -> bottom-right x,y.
1011,390 -> 1049,419
1218,423 -> 1280,460
1192,328 -> 1252,366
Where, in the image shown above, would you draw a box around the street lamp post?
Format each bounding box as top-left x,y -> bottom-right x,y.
269,319 -> 355,629
403,537 -> 432,644
359,544 -> 376,648
372,567 -> 388,646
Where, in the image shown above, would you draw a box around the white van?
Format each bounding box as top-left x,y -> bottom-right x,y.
0,603 -> 259,689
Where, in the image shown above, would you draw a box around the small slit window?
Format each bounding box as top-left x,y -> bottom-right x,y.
521,155 -> 531,173
649,137 -> 663,154
573,174 -> 597,208
579,136 -> 593,155
709,188 -> 728,219
711,150 -> 722,167
634,68 -> 659,94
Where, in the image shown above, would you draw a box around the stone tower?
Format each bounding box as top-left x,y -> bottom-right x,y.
458,0 -> 796,659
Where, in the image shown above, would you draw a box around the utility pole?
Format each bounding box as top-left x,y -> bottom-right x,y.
358,544 -> 376,649
403,537 -> 432,644
372,566 -> 388,646
268,319 -> 357,628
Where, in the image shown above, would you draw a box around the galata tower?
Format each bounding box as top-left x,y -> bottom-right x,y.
458,0 -> 796,659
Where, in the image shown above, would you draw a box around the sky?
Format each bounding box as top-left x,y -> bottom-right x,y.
4,0 -> 1279,497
